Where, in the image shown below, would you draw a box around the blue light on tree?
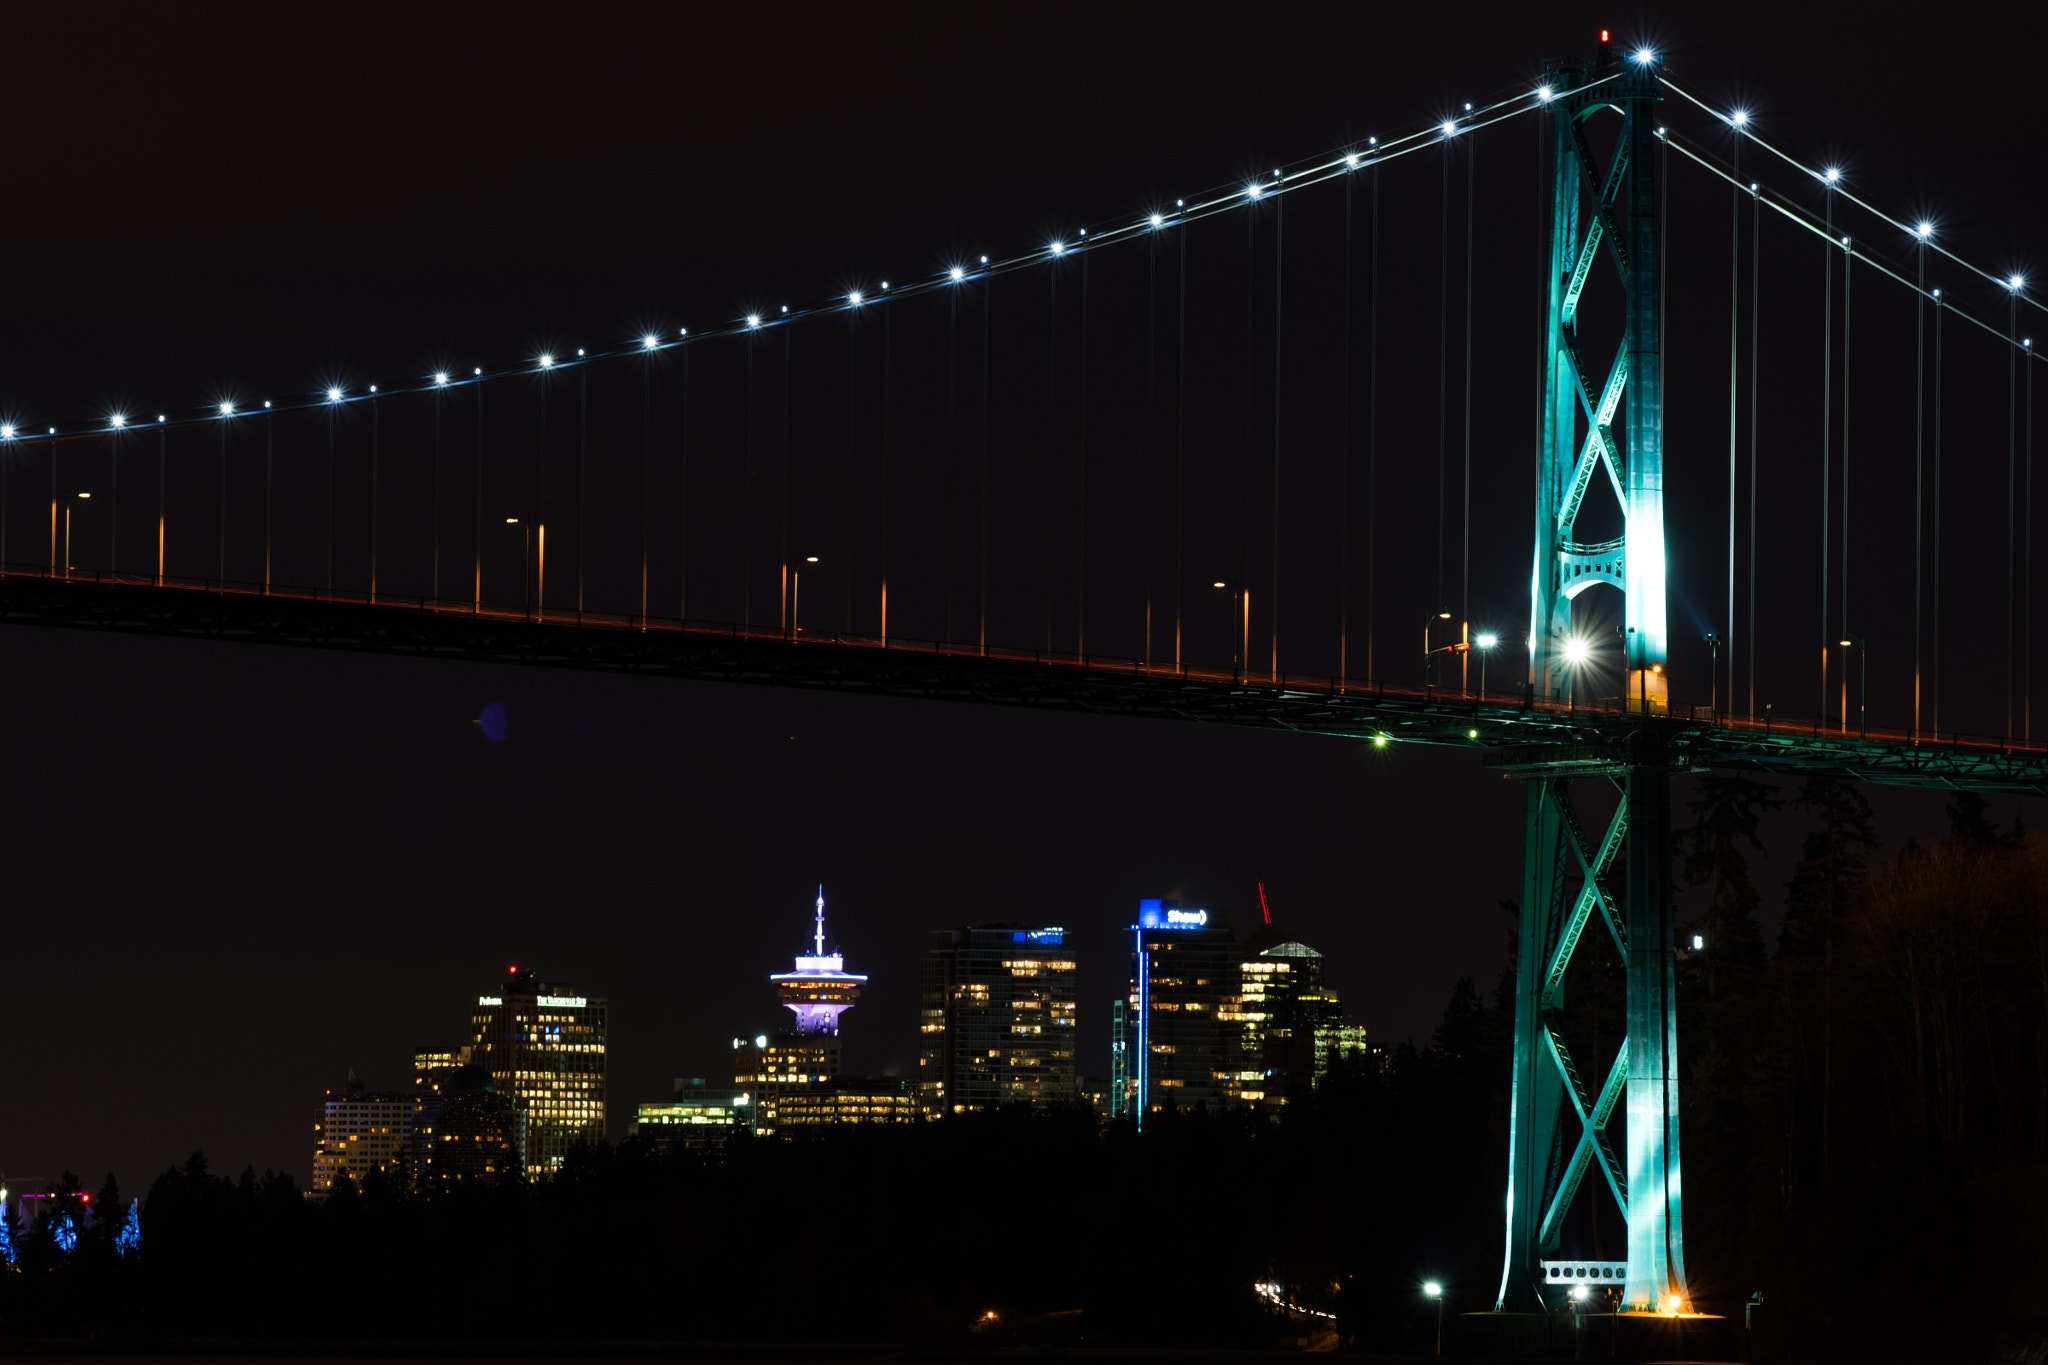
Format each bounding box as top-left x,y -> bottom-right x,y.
0,1197 -> 14,1265
116,1200 -> 141,1256
52,1210 -> 78,1253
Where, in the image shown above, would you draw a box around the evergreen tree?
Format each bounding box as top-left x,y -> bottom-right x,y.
1676,772 -> 1782,998
116,1199 -> 141,1256
0,1193 -> 14,1265
1945,791 -> 2003,844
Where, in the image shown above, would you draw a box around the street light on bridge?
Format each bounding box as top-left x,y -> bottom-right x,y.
1840,637 -> 1867,737
1475,632 -> 1499,698
1423,1282 -> 1443,1356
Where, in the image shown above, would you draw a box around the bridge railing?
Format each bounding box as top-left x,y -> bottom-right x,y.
8,557 -> 2042,760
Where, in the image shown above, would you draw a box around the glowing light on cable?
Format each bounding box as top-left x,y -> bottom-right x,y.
1916,222 -> 1933,240
1,425 -> 14,439
642,335 -> 658,350
979,255 -> 988,263
1245,183 -> 1262,198
848,291 -> 863,306
1632,46 -> 1654,64
435,372 -> 450,384
111,414 -> 126,427
1537,86 -> 1552,102
327,388 -> 342,401
949,266 -> 965,281
219,401 -> 233,416
538,354 -> 555,368
1728,109 -> 1748,126
746,315 -> 760,328
1345,153 -> 1358,166
1150,211 -> 1165,225
1823,166 -> 1841,183
2011,274 -> 2027,292
1476,633 -> 1499,649
1441,120 -> 1456,136
1049,242 -> 1065,255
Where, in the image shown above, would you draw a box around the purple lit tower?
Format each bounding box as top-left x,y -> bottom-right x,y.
770,886 -> 867,1037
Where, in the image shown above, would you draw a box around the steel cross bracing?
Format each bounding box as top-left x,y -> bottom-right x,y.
1502,55 -> 1693,1316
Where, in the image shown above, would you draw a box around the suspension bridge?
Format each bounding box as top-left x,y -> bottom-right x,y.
5,31 -> 2043,1319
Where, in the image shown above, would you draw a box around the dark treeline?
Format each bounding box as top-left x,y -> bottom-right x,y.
7,784 -> 2048,1360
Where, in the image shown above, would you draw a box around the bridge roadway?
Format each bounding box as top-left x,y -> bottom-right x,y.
3,565 -> 2044,796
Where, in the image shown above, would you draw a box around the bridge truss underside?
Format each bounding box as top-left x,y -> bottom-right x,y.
2,572 -> 2042,795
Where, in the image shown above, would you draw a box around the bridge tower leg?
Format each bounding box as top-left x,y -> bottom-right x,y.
1498,52 -> 1687,1315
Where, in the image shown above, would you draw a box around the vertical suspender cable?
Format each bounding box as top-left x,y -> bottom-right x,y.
1462,129 -> 1474,681
980,279 -> 991,655
846,308 -> 857,634
639,346 -> 649,621
1175,223 -> 1187,670
948,281 -> 958,648
50,435 -> 57,571
1340,167 -> 1353,684
219,415 -> 228,583
578,364 -> 587,614
537,377 -> 548,613
369,393 -> 379,599
155,427 -> 163,583
1244,203 -> 1255,671
1842,238 -> 1852,730
680,346 -> 692,621
1660,122 -> 1669,708
881,303 -> 892,641
1934,292 -> 1944,733
1748,182 -> 1760,719
326,401 -> 336,591
1915,241 -> 1926,737
1438,137 -> 1449,614
1820,186 -> 1833,723
1047,261 -> 1058,653
433,385 -> 441,602
1272,193 -> 1283,678
2027,337 -> 2034,743
781,326 -> 791,635
264,412 -> 273,594
1079,248 -> 1089,655
1370,154 -> 1379,681
474,375 -> 483,611
2011,291 -> 2020,740
1146,230 -> 1157,664
744,333 -> 753,631
1728,141 -> 1739,715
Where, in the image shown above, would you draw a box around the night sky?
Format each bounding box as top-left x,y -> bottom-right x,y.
6,1 -> 2045,1192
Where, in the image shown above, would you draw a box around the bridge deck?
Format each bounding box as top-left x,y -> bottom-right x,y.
5,567 -> 2043,795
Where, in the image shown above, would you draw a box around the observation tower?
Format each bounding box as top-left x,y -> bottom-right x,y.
770,886 -> 866,1035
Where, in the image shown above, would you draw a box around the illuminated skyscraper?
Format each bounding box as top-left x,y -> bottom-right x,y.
308,1074 -> 415,1199
1127,899 -> 1240,1121
918,924 -> 1077,1114
469,968 -> 607,1179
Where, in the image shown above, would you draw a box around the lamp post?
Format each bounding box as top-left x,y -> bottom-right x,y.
1424,611 -> 1452,687
1214,581 -> 1248,681
1705,633 -> 1721,718
506,518 -> 530,620
1474,633 -> 1499,698
1840,637 -> 1867,737
794,556 -> 819,638
65,491 -> 91,579
1423,1282 -> 1443,1356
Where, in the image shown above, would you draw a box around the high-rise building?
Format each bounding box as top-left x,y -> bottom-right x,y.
631,1078 -> 754,1155
1236,925 -> 1338,1108
469,968 -> 607,1178
754,1076 -> 918,1134
917,924 -> 1078,1114
1126,899 -> 1241,1119
415,1088 -> 528,1190
733,1032 -> 840,1088
308,1075 -> 415,1199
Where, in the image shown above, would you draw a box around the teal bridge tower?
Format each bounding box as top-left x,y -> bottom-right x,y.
1499,51 -> 1685,1315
